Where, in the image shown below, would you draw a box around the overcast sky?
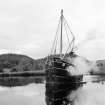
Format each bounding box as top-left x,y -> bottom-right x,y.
0,0 -> 105,60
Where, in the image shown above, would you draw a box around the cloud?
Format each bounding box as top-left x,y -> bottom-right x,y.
76,32 -> 105,60
0,49 -> 9,54
0,0 -> 105,58
19,43 -> 40,50
0,48 -> 23,54
16,43 -> 44,58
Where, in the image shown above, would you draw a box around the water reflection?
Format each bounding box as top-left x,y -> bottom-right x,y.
0,83 -> 46,105
0,76 -> 104,105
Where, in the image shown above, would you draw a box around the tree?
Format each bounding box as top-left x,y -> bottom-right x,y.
18,57 -> 33,71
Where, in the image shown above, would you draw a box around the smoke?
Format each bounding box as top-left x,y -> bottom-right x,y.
66,52 -> 105,105
66,54 -> 99,75
69,82 -> 105,105
67,55 -> 105,105
76,30 -> 105,60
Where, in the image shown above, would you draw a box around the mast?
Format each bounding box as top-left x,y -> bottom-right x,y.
60,9 -> 63,58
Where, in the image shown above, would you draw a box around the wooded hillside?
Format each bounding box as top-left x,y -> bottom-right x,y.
0,54 -> 46,73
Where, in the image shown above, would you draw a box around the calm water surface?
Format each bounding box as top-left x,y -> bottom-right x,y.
0,84 -> 46,105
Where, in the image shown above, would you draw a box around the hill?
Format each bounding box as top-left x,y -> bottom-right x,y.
0,53 -> 46,73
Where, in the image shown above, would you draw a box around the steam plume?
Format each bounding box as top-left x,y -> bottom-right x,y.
66,53 -> 105,105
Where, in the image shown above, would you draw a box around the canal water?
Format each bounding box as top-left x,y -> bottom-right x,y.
0,83 -> 46,105
0,75 -> 105,105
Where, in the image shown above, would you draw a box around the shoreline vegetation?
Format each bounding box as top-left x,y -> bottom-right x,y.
0,53 -> 47,87
0,76 -> 45,87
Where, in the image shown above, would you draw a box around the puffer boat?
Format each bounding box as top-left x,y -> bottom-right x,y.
45,10 -> 83,105
45,10 -> 84,105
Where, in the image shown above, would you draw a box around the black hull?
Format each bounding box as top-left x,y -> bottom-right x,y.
46,57 -> 83,105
